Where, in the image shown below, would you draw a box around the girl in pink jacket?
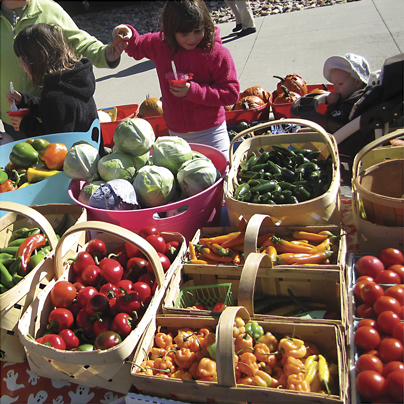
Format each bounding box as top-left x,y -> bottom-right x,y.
112,0 -> 240,156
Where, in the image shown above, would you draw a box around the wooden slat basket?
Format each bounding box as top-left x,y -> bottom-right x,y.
0,202 -> 86,363
352,129 -> 404,254
18,221 -> 185,393
224,118 -> 341,226
130,307 -> 349,403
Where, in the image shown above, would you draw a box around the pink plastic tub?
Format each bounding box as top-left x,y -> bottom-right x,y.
68,144 -> 228,242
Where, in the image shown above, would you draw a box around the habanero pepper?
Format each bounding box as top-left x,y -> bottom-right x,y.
171,368 -> 193,380
16,233 -> 47,274
252,370 -> 277,388
283,355 -> 305,377
278,337 -> 307,359
287,372 -> 311,392
196,357 -> 217,378
155,332 -> 173,349
233,316 -> 246,338
173,347 -> 200,369
235,332 -> 254,354
237,352 -> 259,377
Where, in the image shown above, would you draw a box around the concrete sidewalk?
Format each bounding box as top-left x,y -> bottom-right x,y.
92,0 -> 404,109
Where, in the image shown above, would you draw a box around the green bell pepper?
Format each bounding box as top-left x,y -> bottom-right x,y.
26,138 -> 50,153
0,170 -> 8,185
207,341 -> 216,360
9,142 -> 39,168
245,321 -> 264,341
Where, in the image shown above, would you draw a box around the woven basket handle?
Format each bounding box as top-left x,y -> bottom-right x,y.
54,221 -> 165,286
238,253 -> 272,316
229,118 -> 333,168
0,201 -> 59,251
244,213 -> 275,258
216,306 -> 250,387
352,128 -> 404,181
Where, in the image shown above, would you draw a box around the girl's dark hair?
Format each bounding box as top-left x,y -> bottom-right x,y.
160,0 -> 215,55
13,23 -> 81,88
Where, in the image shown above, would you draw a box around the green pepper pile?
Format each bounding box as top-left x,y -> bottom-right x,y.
233,144 -> 333,205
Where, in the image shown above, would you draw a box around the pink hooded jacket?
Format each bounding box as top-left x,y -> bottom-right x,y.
124,25 -> 240,133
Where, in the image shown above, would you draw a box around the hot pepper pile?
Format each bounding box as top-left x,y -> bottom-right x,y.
233,144 -> 333,205
33,226 -> 181,351
0,138 -> 68,193
187,228 -> 340,266
133,316 -> 339,395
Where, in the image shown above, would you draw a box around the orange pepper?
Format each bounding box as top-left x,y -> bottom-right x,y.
174,331 -> 201,352
278,337 -> 307,359
39,142 -> 68,170
188,241 -> 197,260
200,231 -> 241,245
235,333 -> 254,354
188,362 -> 199,379
265,245 -> 277,261
276,250 -> 332,265
257,232 -> 276,247
171,368 -> 193,380
292,230 -> 329,242
198,330 -> 215,350
237,376 -> 255,385
150,347 -> 168,360
237,352 -> 259,377
283,356 -> 305,377
134,360 -> 155,375
287,373 -> 311,392
308,237 -> 332,253
196,357 -> 217,378
198,372 -> 218,382
220,231 -> 245,248
233,316 -> 246,338
155,332 -> 173,349
253,342 -> 273,363
153,356 -> 176,376
257,332 -> 278,352
252,370 -> 276,387
303,341 -> 321,358
271,236 -> 313,253
197,245 -> 233,263
174,347 -> 200,369
0,179 -> 18,193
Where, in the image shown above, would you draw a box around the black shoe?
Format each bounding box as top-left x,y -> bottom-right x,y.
237,27 -> 256,37
232,23 -> 242,33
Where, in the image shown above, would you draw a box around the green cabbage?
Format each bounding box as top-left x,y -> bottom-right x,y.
151,136 -> 193,175
133,165 -> 176,208
177,158 -> 220,197
113,118 -> 155,157
63,143 -> 100,181
97,152 -> 136,182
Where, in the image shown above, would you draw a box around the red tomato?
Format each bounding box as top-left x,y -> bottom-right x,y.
357,318 -> 378,329
145,235 -> 166,254
81,264 -> 102,286
387,265 -> 404,283
375,269 -> 401,285
354,280 -> 374,302
356,370 -> 386,400
131,281 -> 152,303
72,251 -> 95,274
111,312 -> 133,339
355,256 -> 385,278
378,337 -> 403,363
77,286 -> 97,308
48,308 -> 74,332
357,275 -> 375,283
139,226 -> 160,239
380,248 -> 404,268
58,329 -> 79,350
360,282 -> 385,304
384,285 -> 404,305
386,370 -> 404,402
356,303 -> 376,318
212,302 -> 227,312
50,281 -> 77,308
377,310 -> 401,335
94,330 -> 122,350
382,361 -> 404,378
354,326 -> 381,351
373,295 -> 401,316
39,334 -> 66,350
392,322 -> 404,344
399,305 -> 404,320
99,258 -> 123,285
356,354 -> 383,374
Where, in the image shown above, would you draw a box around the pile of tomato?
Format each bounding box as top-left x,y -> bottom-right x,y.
35,226 -> 181,351
352,247 -> 404,403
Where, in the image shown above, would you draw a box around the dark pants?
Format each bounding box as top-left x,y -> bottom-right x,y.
2,122 -> 27,142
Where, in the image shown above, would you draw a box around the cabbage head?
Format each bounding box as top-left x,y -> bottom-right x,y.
78,180 -> 104,205
113,118 -> 155,157
113,145 -> 150,171
177,158 -> 220,197
97,152 -> 136,182
63,143 -> 100,181
133,165 -> 176,208
151,136 -> 193,175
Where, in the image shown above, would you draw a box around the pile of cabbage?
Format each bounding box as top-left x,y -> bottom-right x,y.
63,117 -> 221,211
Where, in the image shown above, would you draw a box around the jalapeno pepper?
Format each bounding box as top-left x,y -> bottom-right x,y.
9,142 -> 39,168
0,262 -> 14,289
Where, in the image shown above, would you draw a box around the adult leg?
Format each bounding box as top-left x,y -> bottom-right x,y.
225,0 -> 242,32
235,0 -> 255,29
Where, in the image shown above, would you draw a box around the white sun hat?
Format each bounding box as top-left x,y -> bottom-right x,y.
323,53 -> 371,84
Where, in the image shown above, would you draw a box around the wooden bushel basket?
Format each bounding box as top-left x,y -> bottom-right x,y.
18,221 -> 184,393
352,129 -> 404,254
224,119 -> 341,226
130,307 -> 349,404
0,202 -> 84,362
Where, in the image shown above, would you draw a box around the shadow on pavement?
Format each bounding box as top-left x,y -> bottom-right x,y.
96,60 -> 156,82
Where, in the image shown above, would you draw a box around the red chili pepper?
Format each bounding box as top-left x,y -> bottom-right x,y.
0,179 -> 18,193
85,238 -> 107,262
17,233 -> 47,274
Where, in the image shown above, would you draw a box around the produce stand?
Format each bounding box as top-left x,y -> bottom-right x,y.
1,97 -> 403,404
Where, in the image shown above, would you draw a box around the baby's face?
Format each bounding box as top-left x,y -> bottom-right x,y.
329,68 -> 363,101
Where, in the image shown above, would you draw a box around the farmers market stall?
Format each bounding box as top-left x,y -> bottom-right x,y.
1,79 -> 403,404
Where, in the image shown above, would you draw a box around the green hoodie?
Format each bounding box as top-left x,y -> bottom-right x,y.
0,0 -> 119,126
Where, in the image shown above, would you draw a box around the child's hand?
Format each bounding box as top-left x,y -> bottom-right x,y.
169,82 -> 191,98
6,90 -> 22,105
327,92 -> 340,105
112,25 -> 132,42
10,115 -> 23,131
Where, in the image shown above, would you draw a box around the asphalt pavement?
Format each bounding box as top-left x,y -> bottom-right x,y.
1,0 -> 403,135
